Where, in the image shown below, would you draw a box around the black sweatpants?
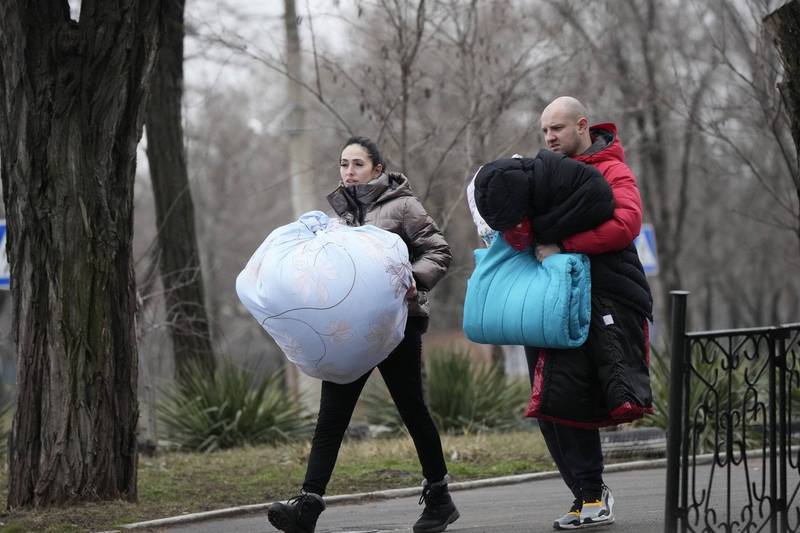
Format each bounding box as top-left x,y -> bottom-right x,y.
525,349 -> 604,500
302,317 -> 448,496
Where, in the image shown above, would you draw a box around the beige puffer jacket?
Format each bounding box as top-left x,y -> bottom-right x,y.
327,172 -> 452,319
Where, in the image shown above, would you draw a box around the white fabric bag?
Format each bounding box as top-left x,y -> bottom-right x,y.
236,211 -> 412,384
467,155 -> 523,247
467,168 -> 497,247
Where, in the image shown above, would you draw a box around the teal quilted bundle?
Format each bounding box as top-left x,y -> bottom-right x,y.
463,235 -> 591,348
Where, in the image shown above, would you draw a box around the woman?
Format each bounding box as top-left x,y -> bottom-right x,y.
267,136 -> 458,533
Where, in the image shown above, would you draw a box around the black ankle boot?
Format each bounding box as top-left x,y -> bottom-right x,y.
267,491 -> 325,533
413,477 -> 460,533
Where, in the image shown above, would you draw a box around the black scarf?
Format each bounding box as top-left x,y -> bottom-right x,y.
341,185 -> 365,225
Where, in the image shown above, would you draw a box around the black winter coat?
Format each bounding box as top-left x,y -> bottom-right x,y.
474,150 -> 615,238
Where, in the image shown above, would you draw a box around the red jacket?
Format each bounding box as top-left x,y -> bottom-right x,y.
561,123 -> 642,254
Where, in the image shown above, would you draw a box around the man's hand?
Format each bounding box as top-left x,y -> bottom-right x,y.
405,278 -> 418,300
535,244 -> 560,262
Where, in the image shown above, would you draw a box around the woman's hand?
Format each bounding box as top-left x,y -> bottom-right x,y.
535,244 -> 560,262
405,278 -> 418,300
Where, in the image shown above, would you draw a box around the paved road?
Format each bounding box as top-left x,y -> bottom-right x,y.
152,461 -> 798,533
159,466 -> 664,533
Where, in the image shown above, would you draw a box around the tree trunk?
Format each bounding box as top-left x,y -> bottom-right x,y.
765,0 -> 800,257
283,0 -> 316,403
284,0 -> 314,219
0,1 -> 162,507
145,0 -> 215,381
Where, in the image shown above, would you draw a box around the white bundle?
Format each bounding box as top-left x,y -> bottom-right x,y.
236,211 -> 412,384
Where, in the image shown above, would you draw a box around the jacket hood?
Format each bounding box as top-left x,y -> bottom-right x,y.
327,172 -> 413,219
373,172 -> 414,203
578,123 -> 626,166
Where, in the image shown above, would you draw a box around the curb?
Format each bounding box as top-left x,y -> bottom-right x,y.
117,455 -> 675,530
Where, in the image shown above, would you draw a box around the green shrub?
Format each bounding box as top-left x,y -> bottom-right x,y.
427,350 -> 530,432
158,360 -> 313,452
362,348 -> 529,434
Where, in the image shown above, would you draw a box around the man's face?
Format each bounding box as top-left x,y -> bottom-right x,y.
540,108 -> 584,157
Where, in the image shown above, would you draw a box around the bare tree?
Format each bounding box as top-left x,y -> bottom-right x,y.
0,1 -> 162,506
334,0 -> 431,171
285,0 -> 315,218
765,0 -> 800,255
690,0 -> 799,328
541,0 -> 800,333
145,0 -> 216,381
284,0 -> 318,403
174,0 -> 800,356
542,0 -> 725,330
390,0 -> 427,171
423,1 -> 552,203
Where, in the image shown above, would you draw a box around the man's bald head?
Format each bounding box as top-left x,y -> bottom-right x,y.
540,96 -> 592,157
542,96 -> 589,122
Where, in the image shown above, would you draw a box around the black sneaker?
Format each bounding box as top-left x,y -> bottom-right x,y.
267,492 -> 325,533
413,477 -> 460,533
553,498 -> 583,530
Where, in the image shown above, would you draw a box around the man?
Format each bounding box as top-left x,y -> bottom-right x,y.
529,97 -> 653,529
470,95 -> 652,529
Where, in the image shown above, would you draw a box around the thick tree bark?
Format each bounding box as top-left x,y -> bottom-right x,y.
765,0 -> 800,256
145,0 -> 215,381
0,1 -> 162,507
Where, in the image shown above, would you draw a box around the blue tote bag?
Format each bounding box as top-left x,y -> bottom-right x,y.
463,235 -> 591,348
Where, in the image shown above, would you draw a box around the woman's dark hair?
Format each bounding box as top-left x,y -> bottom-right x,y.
343,136 -> 385,172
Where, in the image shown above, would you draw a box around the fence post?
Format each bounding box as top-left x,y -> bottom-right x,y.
776,330 -> 789,533
664,290 -> 689,533
769,330 -> 778,533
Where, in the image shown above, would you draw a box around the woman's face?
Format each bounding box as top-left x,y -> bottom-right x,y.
340,144 -> 382,186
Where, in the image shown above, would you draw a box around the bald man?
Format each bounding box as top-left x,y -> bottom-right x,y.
526,97 -> 654,530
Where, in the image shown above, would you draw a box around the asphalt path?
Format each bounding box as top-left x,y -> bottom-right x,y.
139,460 -> 799,533
156,465 -> 667,533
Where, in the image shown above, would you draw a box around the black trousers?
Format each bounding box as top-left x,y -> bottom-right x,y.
302,317 -> 447,496
525,349 -> 604,500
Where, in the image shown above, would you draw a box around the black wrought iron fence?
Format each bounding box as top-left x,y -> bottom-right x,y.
664,291 -> 800,533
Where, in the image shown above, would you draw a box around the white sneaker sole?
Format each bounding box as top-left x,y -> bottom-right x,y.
580,515 -> 615,528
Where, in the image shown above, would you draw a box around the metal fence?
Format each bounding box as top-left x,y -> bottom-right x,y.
664,291 -> 800,533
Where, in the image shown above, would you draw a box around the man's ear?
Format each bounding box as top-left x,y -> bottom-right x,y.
577,116 -> 589,132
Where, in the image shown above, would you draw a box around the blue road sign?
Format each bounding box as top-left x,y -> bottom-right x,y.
634,223 -> 658,276
0,219 -> 8,290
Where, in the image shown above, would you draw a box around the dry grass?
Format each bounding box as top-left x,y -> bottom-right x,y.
0,428 -> 553,532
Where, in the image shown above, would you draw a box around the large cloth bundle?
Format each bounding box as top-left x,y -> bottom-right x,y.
463,234 -> 591,348
236,211 -> 412,384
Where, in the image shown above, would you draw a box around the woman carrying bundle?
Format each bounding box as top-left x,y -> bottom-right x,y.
267,136 -> 458,533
